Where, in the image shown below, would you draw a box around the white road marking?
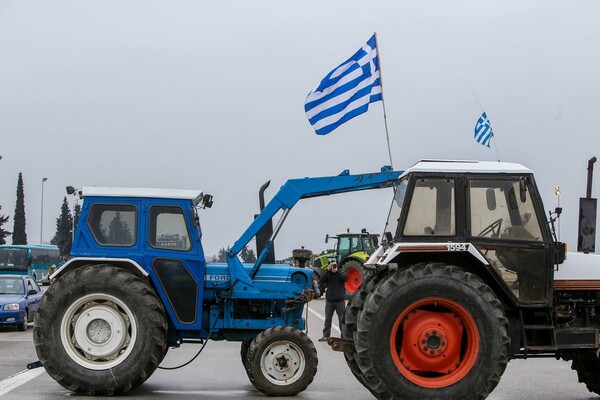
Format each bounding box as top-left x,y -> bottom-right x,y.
0,368 -> 45,396
308,305 -> 341,334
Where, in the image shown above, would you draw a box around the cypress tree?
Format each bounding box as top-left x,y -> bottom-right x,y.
0,206 -> 9,245
12,173 -> 27,245
51,197 -> 73,256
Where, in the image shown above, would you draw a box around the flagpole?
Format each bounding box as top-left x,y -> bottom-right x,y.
373,32 -> 394,170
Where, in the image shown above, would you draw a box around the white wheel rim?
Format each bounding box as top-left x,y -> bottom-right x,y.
260,340 -> 305,386
60,293 -> 137,370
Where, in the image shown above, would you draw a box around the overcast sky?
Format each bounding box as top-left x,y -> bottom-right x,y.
1,1 -> 599,258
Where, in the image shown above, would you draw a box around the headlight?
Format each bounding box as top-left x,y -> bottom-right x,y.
3,304 -> 20,311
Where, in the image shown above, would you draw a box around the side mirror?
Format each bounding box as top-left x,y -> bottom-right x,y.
66,186 -> 76,195
384,231 -> 393,244
202,194 -> 213,209
28,289 -> 37,296
486,188 -> 497,211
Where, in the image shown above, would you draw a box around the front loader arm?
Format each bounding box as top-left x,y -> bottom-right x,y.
226,166 -> 402,287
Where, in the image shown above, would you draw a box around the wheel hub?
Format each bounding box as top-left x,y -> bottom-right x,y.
399,310 -> 463,374
345,267 -> 362,293
61,294 -> 137,370
260,341 -> 304,385
274,354 -> 291,371
390,297 -> 481,389
87,318 -> 112,344
72,302 -> 128,358
418,328 -> 447,357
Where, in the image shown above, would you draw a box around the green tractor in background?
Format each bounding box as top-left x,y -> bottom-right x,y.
312,229 -> 379,295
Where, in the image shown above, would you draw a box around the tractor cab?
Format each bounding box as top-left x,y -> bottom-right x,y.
327,229 -> 378,265
375,159 -> 560,304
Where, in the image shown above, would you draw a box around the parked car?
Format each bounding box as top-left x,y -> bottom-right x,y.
0,275 -> 43,331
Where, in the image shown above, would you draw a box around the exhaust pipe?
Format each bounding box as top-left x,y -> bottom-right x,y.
255,181 -> 275,264
578,157 -> 597,253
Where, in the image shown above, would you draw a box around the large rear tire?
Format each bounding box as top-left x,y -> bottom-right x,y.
341,259 -> 372,295
246,326 -> 317,396
354,262 -> 509,399
33,264 -> 167,396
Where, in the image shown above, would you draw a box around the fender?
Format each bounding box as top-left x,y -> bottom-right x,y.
343,251 -> 370,264
366,242 -> 489,266
52,257 -> 149,281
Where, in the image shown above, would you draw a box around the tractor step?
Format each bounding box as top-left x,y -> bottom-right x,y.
524,325 -> 555,330
525,345 -> 558,352
327,337 -> 354,353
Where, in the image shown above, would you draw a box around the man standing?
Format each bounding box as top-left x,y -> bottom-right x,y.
318,259 -> 347,342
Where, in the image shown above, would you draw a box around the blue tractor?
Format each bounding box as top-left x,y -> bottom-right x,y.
33,167 -> 399,396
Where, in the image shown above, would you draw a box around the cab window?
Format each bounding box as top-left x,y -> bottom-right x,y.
469,179 -> 543,241
87,204 -> 137,246
149,206 -> 192,251
403,178 -> 455,236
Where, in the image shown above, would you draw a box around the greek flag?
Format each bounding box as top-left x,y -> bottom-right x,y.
305,35 -> 382,135
474,112 -> 493,147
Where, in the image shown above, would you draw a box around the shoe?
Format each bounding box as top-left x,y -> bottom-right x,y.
318,337 -> 329,342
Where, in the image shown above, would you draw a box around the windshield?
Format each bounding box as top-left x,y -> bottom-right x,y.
0,248 -> 29,272
383,178 -> 408,241
0,278 -> 25,295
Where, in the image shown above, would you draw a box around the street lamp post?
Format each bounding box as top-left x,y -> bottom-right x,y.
40,177 -> 48,243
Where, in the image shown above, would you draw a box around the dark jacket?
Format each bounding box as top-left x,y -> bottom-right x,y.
320,270 -> 347,302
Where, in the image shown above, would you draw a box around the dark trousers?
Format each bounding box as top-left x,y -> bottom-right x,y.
323,300 -> 345,338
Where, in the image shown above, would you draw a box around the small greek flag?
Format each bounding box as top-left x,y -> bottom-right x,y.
305,35 -> 382,135
474,112 -> 493,147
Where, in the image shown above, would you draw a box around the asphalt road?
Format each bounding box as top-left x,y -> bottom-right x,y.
0,299 -> 598,400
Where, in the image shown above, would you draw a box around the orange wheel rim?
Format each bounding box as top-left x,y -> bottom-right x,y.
345,267 -> 362,293
390,297 -> 480,388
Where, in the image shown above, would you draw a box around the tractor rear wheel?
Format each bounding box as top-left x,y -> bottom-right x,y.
341,259 -> 372,295
246,326 -> 317,396
33,264 -> 167,396
354,262 -> 509,399
571,356 -> 600,395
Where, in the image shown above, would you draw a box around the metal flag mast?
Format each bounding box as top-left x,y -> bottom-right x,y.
373,32 -> 394,170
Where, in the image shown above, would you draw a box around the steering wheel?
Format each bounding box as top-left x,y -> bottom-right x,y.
477,218 -> 503,238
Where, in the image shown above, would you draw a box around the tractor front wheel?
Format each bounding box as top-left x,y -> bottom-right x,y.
341,259 -> 372,295
246,326 -> 317,396
241,340 -> 251,371
33,264 -> 167,396
354,262 -> 509,399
